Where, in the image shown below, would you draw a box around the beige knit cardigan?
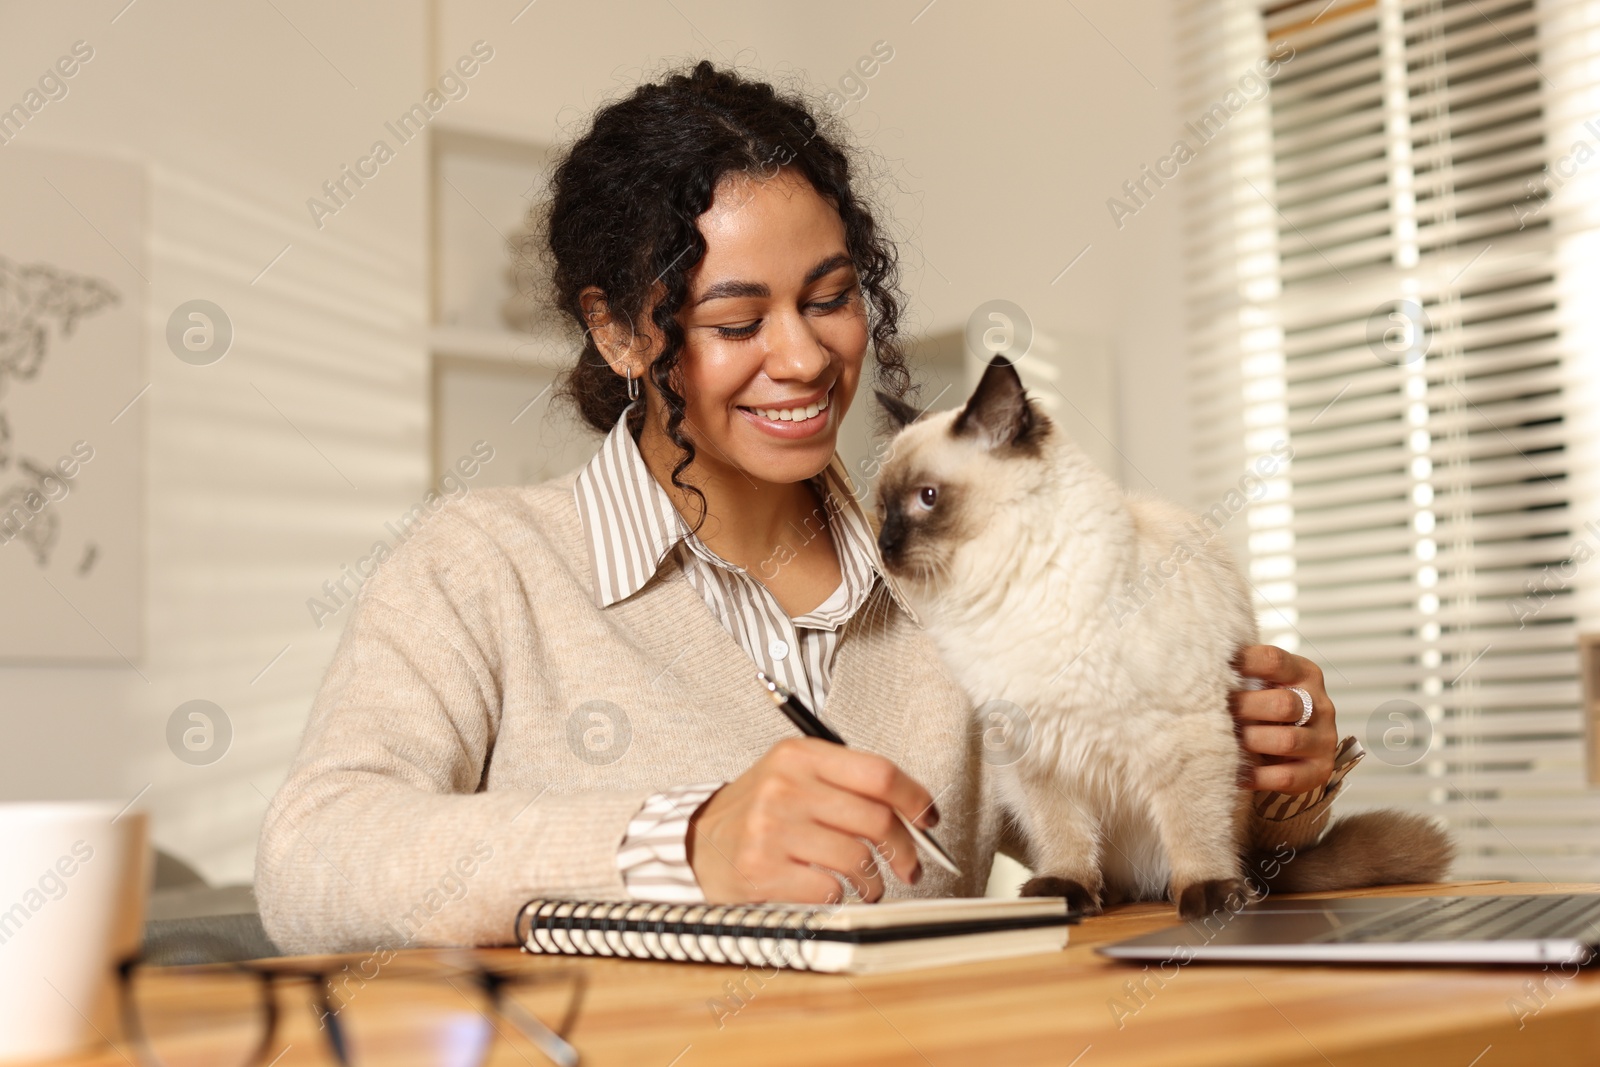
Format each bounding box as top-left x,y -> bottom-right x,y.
255,473 -> 1005,955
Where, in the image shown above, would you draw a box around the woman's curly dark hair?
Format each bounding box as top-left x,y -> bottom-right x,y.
540,59 -> 913,531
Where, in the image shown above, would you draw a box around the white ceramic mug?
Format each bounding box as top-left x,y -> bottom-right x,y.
0,801 -> 151,1062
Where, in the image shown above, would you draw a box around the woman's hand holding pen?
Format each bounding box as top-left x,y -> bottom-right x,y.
687,737 -> 941,904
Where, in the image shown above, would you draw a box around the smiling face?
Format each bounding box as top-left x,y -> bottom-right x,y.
654,167 -> 869,487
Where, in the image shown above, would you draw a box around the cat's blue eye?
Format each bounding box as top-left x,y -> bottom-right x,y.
917,486 -> 938,510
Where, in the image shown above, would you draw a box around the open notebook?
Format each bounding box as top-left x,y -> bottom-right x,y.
515,897 -> 1076,975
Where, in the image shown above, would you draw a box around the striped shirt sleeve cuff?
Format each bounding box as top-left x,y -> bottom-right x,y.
616,782 -> 724,903
1255,735 -> 1365,822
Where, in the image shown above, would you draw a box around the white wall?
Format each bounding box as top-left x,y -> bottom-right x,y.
0,0 -> 430,882
0,0 -> 1192,882
440,0 -> 1193,495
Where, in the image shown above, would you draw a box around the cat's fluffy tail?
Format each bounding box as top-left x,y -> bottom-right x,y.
1251,810 -> 1455,893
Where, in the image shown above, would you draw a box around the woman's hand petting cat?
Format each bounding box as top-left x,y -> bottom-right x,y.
686,737 -> 938,904
1230,644 -> 1338,795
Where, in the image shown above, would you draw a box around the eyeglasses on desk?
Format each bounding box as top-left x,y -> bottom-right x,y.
115,937 -> 586,1067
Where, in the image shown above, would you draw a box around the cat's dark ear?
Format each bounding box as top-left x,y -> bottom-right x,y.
875,389 -> 925,431
953,355 -> 1045,452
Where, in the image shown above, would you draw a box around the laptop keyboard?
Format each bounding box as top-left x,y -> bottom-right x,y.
1313,894 -> 1600,944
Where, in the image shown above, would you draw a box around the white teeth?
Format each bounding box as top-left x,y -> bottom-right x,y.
755,389 -> 830,422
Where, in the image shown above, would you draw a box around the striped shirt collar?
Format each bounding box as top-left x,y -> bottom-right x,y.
572,402 -> 914,624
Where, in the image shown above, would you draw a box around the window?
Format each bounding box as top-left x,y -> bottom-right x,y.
1181,0 -> 1600,878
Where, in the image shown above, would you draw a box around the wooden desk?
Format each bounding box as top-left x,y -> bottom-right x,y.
60,882 -> 1600,1067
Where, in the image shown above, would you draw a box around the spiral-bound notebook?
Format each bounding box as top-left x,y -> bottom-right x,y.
516,897 -> 1076,975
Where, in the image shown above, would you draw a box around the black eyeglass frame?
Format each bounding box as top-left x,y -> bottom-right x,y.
113,952 -> 588,1067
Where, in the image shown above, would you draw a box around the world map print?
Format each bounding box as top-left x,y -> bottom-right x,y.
0,255 -> 119,568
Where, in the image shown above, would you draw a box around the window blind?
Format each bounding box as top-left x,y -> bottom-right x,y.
1179,0 -> 1600,879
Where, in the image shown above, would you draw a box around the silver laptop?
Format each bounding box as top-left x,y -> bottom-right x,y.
1098,894 -> 1600,965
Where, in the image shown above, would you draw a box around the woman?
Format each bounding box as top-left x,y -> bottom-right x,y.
256,62 -> 1350,954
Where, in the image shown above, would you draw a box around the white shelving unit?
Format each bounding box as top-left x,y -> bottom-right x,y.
427,125 -> 596,488
427,324 -> 575,369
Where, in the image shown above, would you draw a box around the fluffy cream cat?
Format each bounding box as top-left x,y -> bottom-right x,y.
872,356 -> 1452,918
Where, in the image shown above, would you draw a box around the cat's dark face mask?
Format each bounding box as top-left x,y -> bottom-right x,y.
872,356 -> 1050,582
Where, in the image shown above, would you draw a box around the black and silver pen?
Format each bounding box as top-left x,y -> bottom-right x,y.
755,670 -> 962,876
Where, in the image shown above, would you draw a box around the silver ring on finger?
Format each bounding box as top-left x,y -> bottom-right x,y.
1287,686 -> 1314,727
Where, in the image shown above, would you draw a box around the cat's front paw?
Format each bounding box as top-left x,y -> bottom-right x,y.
1173,877 -> 1252,920
1020,875 -> 1103,915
